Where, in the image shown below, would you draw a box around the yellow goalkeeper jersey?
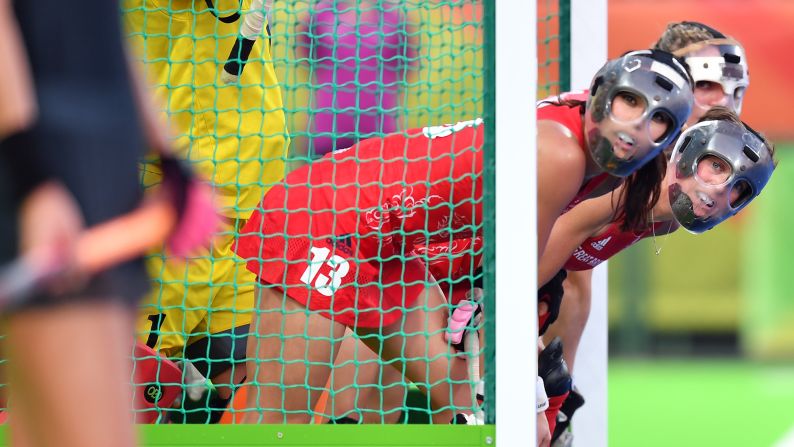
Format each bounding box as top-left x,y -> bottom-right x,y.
124,0 -> 289,218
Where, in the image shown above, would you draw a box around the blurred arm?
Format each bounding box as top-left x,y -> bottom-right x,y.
0,0 -> 36,138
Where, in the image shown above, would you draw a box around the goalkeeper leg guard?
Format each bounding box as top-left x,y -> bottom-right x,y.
132,342 -> 182,424
168,385 -> 229,424
174,325 -> 247,423
206,392 -> 232,424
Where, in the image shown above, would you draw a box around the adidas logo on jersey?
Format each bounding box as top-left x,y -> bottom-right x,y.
590,236 -> 612,251
326,235 -> 353,255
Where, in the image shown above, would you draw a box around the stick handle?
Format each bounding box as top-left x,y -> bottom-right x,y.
0,199 -> 175,308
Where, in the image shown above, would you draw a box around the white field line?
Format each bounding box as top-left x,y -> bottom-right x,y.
774,424 -> 794,447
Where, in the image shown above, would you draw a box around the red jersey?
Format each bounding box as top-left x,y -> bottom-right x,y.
537,90 -> 611,213
415,236 -> 483,306
417,236 -> 483,284
563,220 -> 668,271
235,119 -> 484,328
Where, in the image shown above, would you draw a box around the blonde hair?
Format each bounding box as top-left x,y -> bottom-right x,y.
654,21 -> 724,54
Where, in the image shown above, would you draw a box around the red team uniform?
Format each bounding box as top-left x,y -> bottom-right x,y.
235,119 -> 484,328
423,91 -> 617,304
415,236 -> 484,306
235,94 -> 613,330
233,96 -> 625,434
564,220 -> 668,271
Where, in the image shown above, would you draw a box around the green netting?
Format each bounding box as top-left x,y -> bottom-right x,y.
110,0 -> 564,442
538,0 -> 568,98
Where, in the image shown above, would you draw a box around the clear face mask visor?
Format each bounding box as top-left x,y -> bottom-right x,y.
688,154 -> 754,209
681,41 -> 749,113
603,91 -> 674,160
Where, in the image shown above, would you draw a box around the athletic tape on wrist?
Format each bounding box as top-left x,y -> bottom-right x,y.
537,376 -> 550,413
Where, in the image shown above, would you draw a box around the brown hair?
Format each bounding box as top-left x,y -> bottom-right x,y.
614,154 -> 666,232
698,105 -> 740,125
538,96 -> 586,111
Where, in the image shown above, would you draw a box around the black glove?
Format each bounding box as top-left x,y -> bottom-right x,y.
538,337 -> 572,397
537,269 -> 567,335
158,154 -> 195,218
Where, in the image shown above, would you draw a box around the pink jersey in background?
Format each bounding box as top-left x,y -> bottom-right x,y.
298,0 -> 417,156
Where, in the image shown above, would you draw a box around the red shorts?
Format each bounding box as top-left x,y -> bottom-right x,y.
414,237 -> 482,306
236,207 -> 430,329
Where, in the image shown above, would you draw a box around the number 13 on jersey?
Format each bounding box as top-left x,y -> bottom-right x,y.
300,246 -> 351,296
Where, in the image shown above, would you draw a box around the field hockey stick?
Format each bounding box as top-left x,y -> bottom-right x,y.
221,0 -> 266,84
446,287 -> 485,421
463,288 -> 485,421
463,325 -> 484,421
0,197 -> 176,309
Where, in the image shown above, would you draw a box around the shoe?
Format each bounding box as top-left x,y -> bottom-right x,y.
327,416 -> 361,424
450,413 -> 484,425
552,430 -> 574,447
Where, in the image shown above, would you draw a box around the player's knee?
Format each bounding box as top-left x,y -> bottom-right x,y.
183,324 -> 249,381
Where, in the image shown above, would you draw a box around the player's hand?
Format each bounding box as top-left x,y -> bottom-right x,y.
537,410 -> 551,447
538,269 -> 567,335
446,287 -> 484,351
157,155 -> 219,257
17,181 -> 85,292
538,337 -> 572,397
